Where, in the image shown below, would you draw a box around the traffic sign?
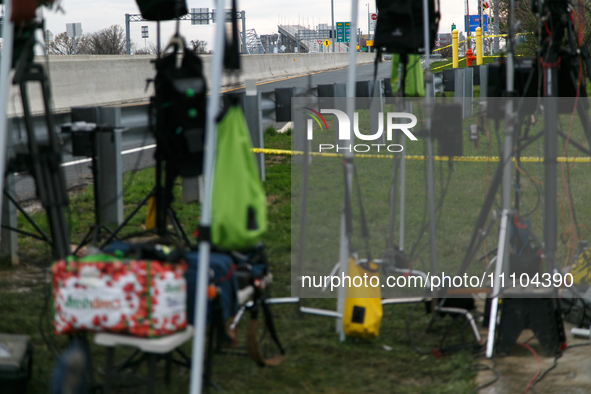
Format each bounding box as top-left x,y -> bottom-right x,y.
318,40 -> 323,44
323,39 -> 330,47
370,13 -> 377,31
464,15 -> 488,32
336,22 -> 351,43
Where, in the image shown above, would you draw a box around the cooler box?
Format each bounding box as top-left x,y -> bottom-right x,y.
52,254 -> 187,337
0,334 -> 33,394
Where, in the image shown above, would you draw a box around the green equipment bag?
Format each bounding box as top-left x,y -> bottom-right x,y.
211,104 -> 267,250
390,54 -> 425,97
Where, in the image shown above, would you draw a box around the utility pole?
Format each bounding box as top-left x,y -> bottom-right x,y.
465,0 -> 469,53
331,0 -> 335,53
493,0 -> 499,53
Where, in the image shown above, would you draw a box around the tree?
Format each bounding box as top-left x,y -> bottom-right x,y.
85,25 -> 127,55
48,32 -> 90,55
136,41 -> 164,55
438,46 -> 453,59
495,0 -> 538,56
190,40 -> 208,54
496,0 -> 591,56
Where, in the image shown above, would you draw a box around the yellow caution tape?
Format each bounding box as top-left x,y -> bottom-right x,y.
252,148 -> 591,163
433,32 -> 532,52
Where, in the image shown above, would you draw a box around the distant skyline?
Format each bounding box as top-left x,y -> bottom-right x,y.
7,1 -> 489,52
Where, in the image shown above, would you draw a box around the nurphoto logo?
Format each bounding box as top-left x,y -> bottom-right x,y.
303,107 -> 418,153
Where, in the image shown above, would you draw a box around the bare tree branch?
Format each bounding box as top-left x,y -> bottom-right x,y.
85,25 -> 127,55
190,40 -> 208,54
48,32 -> 90,55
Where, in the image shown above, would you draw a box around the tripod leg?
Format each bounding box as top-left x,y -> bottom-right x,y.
167,208 -> 193,247
75,226 -> 96,254
456,158 -> 504,276
99,188 -> 155,248
4,190 -> 52,244
576,98 -> 591,153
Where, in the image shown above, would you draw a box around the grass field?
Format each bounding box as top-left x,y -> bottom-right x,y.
1,96 -> 591,392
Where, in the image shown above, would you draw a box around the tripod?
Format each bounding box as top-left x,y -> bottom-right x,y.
11,22 -> 71,261
451,0 -> 591,357
98,149 -> 193,249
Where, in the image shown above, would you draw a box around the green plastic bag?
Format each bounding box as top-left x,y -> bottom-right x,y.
211,105 -> 267,250
390,54 -> 425,97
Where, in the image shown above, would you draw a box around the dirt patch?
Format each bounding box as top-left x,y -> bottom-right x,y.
0,264 -> 46,294
475,312 -> 591,393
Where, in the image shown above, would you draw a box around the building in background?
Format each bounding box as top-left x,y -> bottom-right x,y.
435,33 -> 451,49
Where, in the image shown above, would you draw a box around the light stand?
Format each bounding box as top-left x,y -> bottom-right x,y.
12,24 -> 71,261
423,0 -> 439,279
485,0 -> 517,359
189,0 -> 226,390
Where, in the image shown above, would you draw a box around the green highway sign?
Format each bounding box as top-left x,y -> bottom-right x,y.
336,22 -> 351,43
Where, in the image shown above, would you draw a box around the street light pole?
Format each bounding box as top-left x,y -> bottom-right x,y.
367,3 -> 370,34
331,0 -> 335,52
367,3 -> 370,52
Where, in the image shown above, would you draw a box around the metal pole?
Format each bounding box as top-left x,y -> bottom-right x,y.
126,14 -> 131,55
241,11 -> 246,54
73,25 -> 77,55
0,0 -> 14,238
493,0 -> 499,53
367,3 -> 370,48
423,0 -> 438,277
336,0 -> 358,342
465,0 -> 469,53
189,0 -> 226,390
331,0 -> 335,52
399,102 -> 409,251
486,0 -> 515,359
479,0 -> 483,30
544,74 -> 558,274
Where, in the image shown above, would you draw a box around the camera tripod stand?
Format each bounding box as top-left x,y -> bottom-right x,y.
10,22 -> 71,261
98,151 -> 193,249
449,0 -> 591,357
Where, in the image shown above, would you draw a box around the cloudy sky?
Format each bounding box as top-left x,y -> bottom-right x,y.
35,0 -> 478,51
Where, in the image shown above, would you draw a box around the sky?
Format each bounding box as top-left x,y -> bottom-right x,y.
24,0 -> 481,52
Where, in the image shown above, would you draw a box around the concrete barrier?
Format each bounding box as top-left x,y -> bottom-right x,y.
9,53 -> 376,116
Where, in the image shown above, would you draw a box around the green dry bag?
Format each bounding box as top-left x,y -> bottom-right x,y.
211,105 -> 268,250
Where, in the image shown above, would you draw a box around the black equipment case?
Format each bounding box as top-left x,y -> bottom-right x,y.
0,334 -> 33,394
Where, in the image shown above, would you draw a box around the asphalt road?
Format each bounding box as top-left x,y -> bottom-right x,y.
11,61 -> 393,203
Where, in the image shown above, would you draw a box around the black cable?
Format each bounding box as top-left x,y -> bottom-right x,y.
530,353 -> 561,393
566,342 -> 591,349
566,159 -> 582,240
409,159 -> 453,262
39,268 -> 60,358
407,145 -> 429,260
530,343 -> 591,392
470,358 -> 500,394
413,159 -> 449,260
405,300 -> 432,355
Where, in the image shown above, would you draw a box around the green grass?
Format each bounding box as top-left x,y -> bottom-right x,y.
430,56 -> 497,72
3,109 -> 590,393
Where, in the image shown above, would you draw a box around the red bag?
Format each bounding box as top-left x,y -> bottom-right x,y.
52,255 -> 187,337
